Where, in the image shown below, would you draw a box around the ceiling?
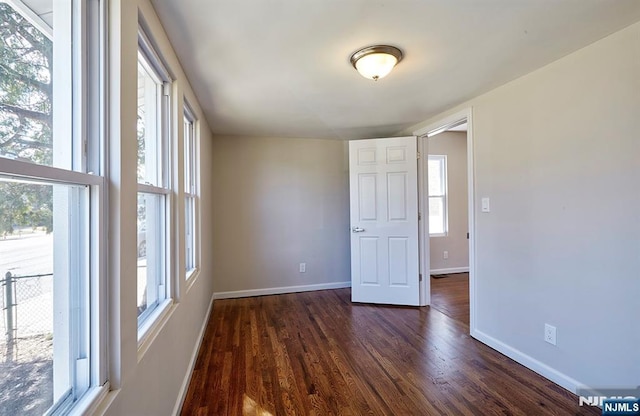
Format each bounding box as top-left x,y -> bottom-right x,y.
150,0 -> 640,140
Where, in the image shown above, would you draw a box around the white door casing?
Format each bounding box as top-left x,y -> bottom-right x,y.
349,137 -> 420,306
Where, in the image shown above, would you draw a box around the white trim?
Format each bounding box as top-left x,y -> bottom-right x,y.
417,136 -> 429,306
471,329 -> 582,394
69,383 -> 110,416
137,298 -> 174,355
415,107 -> 476,333
171,294 -> 215,416
414,111 -> 471,138
137,182 -> 170,194
430,267 -> 469,275
137,24 -> 171,82
214,281 -> 352,300
0,158 -> 104,186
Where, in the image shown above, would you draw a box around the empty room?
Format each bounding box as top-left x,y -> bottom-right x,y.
0,0 -> 638,415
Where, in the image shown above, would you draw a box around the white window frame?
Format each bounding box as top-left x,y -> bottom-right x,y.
136,27 -> 173,341
428,155 -> 448,237
183,102 -> 199,280
0,0 -> 108,413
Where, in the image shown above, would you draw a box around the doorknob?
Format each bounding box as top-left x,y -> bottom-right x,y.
352,226 -> 365,233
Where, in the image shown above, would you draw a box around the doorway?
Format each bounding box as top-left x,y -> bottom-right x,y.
415,108 -> 476,331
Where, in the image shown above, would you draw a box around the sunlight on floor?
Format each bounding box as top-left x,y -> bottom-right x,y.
242,394 -> 273,416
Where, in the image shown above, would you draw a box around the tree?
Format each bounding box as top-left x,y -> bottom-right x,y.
0,2 -> 53,235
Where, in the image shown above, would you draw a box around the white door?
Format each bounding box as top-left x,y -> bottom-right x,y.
349,137 -> 419,306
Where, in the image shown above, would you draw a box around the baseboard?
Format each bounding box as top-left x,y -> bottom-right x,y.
214,281 -> 352,300
471,328 -> 582,394
430,267 -> 469,275
172,294 -> 215,416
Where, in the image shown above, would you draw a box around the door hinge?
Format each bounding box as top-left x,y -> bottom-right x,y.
419,273 -> 423,282
418,212 -> 422,221
417,151 -> 421,160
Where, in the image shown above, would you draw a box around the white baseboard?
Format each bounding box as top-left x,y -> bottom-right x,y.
430,267 -> 469,275
172,294 -> 215,416
214,281 -> 351,300
471,329 -> 582,394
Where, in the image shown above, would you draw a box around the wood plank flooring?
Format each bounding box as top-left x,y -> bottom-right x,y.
430,273 -> 470,325
181,288 -> 598,415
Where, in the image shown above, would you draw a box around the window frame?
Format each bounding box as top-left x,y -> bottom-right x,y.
0,0 -> 108,413
183,101 -> 199,281
136,26 -> 174,342
428,154 -> 448,237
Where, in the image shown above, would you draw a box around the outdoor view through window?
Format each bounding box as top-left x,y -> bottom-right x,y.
0,1 -> 83,414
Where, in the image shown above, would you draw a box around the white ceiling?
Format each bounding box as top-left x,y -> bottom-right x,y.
150,0 -> 640,140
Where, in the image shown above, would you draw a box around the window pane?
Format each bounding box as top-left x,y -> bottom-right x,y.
185,196 -> 194,272
429,196 -> 445,235
137,192 -> 164,320
0,2 -> 57,167
137,59 -> 161,186
183,117 -> 193,191
428,158 -> 443,196
0,179 -> 89,415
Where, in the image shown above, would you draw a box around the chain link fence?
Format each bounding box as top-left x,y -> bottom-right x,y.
0,271 -> 53,363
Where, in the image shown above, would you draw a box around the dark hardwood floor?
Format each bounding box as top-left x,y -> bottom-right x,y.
181,288 -> 598,415
430,273 -> 470,325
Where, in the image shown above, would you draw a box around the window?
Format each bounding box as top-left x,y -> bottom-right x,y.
183,103 -> 198,279
0,0 -> 105,414
136,30 -> 172,335
428,155 -> 448,236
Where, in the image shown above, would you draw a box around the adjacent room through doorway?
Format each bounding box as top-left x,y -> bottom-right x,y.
426,124 -> 470,325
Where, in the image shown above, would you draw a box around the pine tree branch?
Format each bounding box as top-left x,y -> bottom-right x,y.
0,103 -> 51,127
0,63 -> 51,95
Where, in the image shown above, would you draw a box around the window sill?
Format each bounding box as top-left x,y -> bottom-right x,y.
185,267 -> 200,292
137,298 -> 174,360
429,233 -> 448,238
67,383 -> 110,416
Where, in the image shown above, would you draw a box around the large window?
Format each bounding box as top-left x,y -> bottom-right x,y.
136,30 -> 172,335
183,104 -> 198,279
428,155 -> 448,236
0,0 -> 105,414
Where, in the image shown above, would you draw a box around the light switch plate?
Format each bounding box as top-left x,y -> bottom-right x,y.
481,197 -> 490,213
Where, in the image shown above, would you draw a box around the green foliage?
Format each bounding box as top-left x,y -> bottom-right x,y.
0,2 -> 52,162
0,182 -> 52,237
0,3 -> 53,235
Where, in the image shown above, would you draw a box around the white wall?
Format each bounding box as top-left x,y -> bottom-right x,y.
409,22 -> 640,390
211,135 -> 351,296
427,131 -> 469,273
99,0 -> 215,414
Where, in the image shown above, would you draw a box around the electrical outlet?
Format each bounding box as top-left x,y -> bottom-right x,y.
443,251 -> 449,259
544,324 -> 556,345
299,263 -> 306,273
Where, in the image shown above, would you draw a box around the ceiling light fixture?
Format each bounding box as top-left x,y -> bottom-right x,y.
350,45 -> 403,81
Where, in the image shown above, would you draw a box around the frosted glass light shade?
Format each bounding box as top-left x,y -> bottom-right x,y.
350,45 -> 403,81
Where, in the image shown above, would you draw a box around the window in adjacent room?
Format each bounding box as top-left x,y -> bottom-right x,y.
428,155 -> 448,236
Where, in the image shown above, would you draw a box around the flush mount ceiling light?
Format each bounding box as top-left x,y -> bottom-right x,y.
350,45 -> 403,81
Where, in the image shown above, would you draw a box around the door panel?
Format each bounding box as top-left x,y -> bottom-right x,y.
349,137 -> 419,306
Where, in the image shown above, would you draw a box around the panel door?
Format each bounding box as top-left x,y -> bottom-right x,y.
349,137 -> 419,306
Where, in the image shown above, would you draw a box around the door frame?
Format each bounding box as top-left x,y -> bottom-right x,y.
413,107 -> 476,333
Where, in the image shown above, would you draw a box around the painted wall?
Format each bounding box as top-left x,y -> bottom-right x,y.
98,0 -> 215,414
211,135 -> 351,296
427,131 -> 469,273
408,22 -> 640,390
